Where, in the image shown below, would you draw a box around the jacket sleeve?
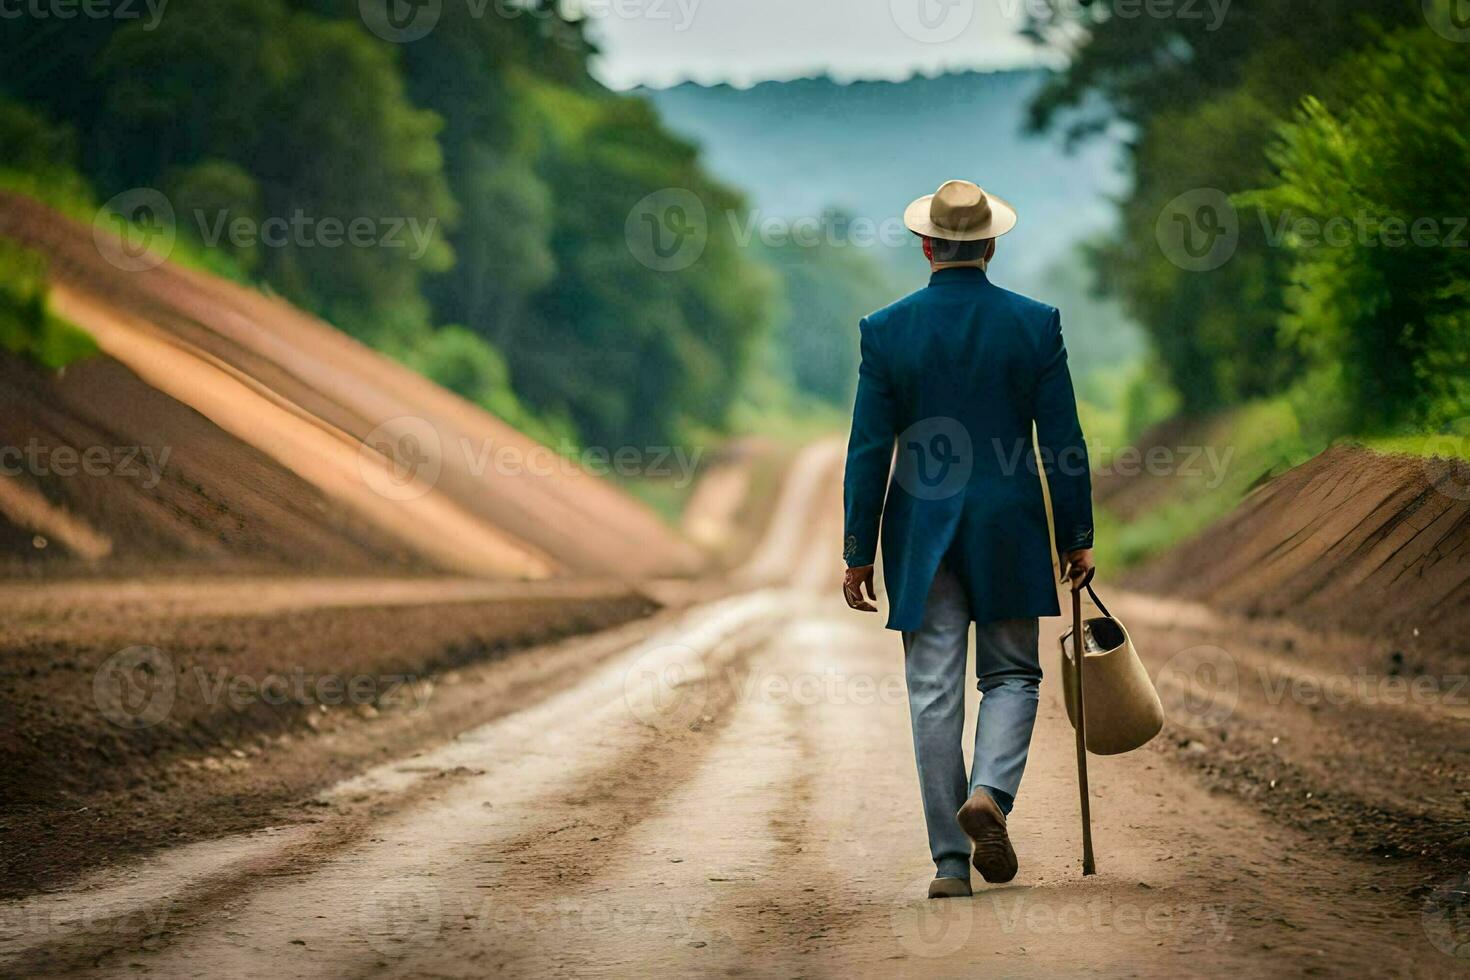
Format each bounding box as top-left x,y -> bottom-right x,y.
1034,309 -> 1094,556
842,317 -> 896,567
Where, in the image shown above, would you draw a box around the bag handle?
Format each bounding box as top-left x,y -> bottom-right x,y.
1068,566 -> 1114,620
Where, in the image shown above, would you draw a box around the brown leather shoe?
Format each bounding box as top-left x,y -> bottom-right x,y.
927,877 -> 973,899
957,791 -> 1018,884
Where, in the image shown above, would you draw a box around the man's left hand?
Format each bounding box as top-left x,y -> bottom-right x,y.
843,565 -> 878,612
1061,548 -> 1096,589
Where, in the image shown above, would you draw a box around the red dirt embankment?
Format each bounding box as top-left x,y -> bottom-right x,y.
0,188 -> 711,894
1113,442 -> 1469,874
0,352 -> 421,577
1129,444 -> 1470,659
0,192 -> 699,580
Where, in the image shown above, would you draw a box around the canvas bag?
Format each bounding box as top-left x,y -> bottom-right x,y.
1058,581 -> 1164,755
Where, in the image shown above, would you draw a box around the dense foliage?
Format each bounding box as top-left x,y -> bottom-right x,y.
0,0 -> 784,449
1024,1 -> 1468,431
1238,30 -> 1470,430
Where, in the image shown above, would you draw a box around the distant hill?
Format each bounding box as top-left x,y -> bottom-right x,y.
643,70 -> 1130,296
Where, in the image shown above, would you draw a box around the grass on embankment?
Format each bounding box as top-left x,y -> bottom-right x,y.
1085,389 -> 1470,571
1360,426 -> 1470,461
0,236 -> 97,370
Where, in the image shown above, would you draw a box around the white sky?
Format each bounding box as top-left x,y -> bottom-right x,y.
578,0 -> 1052,89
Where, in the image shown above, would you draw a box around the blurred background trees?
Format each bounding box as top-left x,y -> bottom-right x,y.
1024,0 -> 1469,434
1,0 -> 1465,458
0,0 -> 788,451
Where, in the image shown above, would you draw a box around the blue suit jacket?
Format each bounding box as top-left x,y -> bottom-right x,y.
843,267 -> 1093,632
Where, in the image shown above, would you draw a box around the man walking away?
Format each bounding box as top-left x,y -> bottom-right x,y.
841,180 -> 1095,899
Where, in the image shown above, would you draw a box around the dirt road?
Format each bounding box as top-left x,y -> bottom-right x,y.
1,442 -> 1462,977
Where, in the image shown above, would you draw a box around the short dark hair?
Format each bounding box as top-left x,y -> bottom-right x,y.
927,237 -> 991,262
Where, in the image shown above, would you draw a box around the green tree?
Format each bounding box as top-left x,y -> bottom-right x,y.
754,213 -> 898,406
162,160 -> 264,275
0,0 -> 781,449
95,0 -> 455,339
384,5 -> 560,340
0,97 -> 94,208
402,323 -> 573,446
290,0 -> 775,448
1238,29 -> 1470,429
1023,0 -> 1423,413
523,96 -> 774,447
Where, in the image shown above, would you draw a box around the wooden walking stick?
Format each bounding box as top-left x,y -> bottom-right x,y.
1071,566 -> 1097,876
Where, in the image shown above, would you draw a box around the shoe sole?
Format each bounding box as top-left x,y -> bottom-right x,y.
927,878 -> 973,899
957,796 -> 1018,884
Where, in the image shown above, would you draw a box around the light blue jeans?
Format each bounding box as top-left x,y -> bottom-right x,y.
901,559 -> 1041,880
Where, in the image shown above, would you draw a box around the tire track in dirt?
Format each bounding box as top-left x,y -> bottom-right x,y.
2,443 -> 840,975
383,626 -> 812,977
6,441 -> 1464,977
1,610 -> 692,973
6,593 -> 799,979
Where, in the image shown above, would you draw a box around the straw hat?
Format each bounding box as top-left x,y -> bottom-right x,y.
903,179 -> 1018,242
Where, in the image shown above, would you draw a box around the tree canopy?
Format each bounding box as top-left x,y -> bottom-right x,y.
0,0 -> 783,450
1024,1 -> 1468,431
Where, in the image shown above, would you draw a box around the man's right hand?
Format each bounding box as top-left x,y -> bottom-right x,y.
1061,548 -> 1095,590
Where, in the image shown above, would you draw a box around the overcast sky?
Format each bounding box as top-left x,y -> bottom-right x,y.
581,0 -> 1052,90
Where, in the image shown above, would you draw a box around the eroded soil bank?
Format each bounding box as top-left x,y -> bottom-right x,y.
0,583 -> 657,897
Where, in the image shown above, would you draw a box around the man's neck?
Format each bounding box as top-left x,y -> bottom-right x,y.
930,260 -> 988,273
